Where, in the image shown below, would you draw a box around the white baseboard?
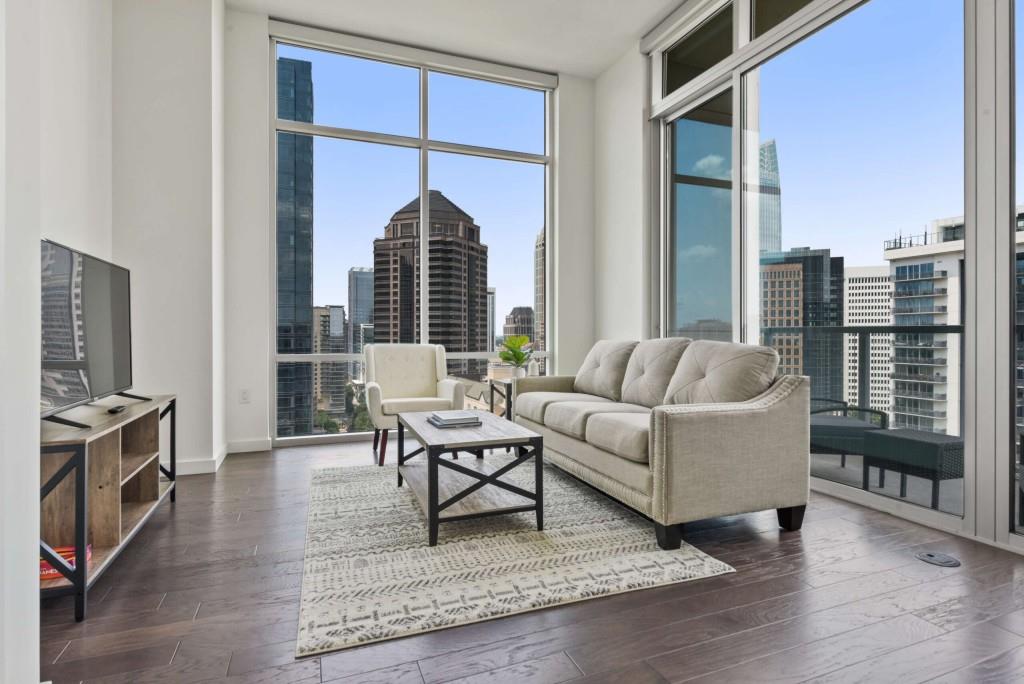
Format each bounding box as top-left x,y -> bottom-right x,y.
176,448 -> 227,476
227,438 -> 272,454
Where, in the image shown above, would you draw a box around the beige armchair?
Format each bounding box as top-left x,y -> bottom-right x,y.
364,344 -> 465,465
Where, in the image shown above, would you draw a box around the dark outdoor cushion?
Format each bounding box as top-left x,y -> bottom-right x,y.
810,414 -> 882,454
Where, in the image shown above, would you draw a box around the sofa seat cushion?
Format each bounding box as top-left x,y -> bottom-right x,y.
574,340 -> 638,401
621,338 -> 692,408
664,339 -> 779,405
587,412 -> 651,463
381,397 -> 452,415
515,392 -> 610,425
544,401 -> 650,440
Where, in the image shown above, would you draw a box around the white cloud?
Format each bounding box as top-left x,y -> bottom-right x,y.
679,244 -> 718,260
692,154 -> 727,178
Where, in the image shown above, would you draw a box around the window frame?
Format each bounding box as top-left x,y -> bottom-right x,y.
269,22 -> 556,445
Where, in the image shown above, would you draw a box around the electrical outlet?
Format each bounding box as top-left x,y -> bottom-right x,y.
240,389 -> 251,404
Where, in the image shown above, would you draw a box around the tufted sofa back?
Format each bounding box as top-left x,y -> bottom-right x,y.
365,344 -> 446,399
619,338 -> 693,407
662,339 -> 779,405
573,340 -> 638,401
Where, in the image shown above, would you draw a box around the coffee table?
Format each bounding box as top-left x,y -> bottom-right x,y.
396,410 -> 543,546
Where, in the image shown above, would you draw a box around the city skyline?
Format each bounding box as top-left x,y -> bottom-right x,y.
275,44 -> 544,327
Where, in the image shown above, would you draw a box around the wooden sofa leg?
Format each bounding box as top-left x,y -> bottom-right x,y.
777,505 -> 806,532
654,523 -> 682,550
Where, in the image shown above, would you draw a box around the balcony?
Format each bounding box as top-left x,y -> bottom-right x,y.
893,270 -> 949,282
893,288 -> 947,298
891,371 -> 948,383
892,304 -> 947,315
893,338 -> 947,349
891,355 -> 947,366
892,388 -> 948,401
893,407 -> 948,419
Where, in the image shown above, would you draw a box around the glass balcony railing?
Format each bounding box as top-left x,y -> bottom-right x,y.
891,371 -> 948,383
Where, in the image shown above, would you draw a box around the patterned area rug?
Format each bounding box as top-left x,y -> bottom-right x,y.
296,460 -> 734,657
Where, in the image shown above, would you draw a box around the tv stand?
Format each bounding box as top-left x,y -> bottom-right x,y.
40,394 -> 177,621
43,414 -> 92,430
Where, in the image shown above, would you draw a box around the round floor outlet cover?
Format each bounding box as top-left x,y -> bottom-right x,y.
916,551 -> 961,567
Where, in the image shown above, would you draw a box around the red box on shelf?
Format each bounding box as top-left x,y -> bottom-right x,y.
40,544 -> 91,580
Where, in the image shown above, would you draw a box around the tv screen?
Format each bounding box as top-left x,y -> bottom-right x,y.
40,241 -> 132,417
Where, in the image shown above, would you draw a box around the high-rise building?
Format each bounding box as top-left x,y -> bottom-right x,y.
486,287 -> 496,352
760,247 -> 844,402
313,305 -> 348,427
503,306 -> 535,340
884,216 -> 965,435
347,267 -> 373,355
373,190 -> 488,378
758,139 -> 782,254
40,243 -> 89,405
843,266 -> 893,418
276,57 -> 314,436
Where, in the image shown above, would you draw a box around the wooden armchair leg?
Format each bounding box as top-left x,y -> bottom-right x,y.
378,429 -> 388,467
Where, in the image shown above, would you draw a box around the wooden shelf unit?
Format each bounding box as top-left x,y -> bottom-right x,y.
40,394 -> 177,620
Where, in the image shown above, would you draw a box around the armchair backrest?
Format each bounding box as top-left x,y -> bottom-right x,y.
365,344 -> 447,399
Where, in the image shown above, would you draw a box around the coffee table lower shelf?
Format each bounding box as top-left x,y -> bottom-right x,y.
399,459 -> 537,524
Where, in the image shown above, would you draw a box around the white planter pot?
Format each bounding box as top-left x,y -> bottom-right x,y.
514,367 -> 527,379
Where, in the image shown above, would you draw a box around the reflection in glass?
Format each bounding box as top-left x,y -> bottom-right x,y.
752,0 -> 815,37
669,89 -> 733,341
277,43 -> 419,137
744,0 -> 964,515
428,72 -> 545,154
664,4 -> 733,96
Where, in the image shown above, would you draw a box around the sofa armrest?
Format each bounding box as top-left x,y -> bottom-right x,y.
437,378 -> 466,409
514,375 -> 576,395
365,381 -> 386,426
650,375 -> 809,525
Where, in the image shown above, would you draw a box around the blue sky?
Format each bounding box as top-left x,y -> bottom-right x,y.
277,44 -> 545,327
674,0 -> 965,326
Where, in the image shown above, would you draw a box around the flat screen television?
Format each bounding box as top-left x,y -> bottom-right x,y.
40,240 -> 133,418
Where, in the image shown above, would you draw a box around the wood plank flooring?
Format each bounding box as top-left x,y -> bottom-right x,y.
38,442 -> 1024,683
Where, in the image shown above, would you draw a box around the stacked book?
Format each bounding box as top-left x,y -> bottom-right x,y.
428,410 -> 482,429
40,544 -> 92,580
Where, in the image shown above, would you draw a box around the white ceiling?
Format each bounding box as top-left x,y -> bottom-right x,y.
227,0 -> 678,78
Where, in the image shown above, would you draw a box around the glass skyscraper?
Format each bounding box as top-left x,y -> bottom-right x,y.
276,57 -> 314,436
758,139 -> 782,254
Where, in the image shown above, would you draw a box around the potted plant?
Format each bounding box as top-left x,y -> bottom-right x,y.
499,335 -> 533,378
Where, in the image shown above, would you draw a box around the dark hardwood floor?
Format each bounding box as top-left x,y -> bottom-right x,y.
38,443 -> 1024,683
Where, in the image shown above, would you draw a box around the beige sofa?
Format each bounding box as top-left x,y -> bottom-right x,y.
513,338 -> 810,549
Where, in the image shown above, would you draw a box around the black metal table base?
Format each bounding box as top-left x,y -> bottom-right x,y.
397,422 -> 543,546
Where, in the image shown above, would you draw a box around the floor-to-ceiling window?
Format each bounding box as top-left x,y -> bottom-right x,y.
651,0 -> 969,522
273,33 -> 552,439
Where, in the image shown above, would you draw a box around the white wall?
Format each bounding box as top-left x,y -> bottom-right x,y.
224,9 -> 271,452
3,2 -> 117,679
1,1 -> 41,679
39,0 -> 113,259
553,74 -> 597,373
113,0 -> 226,474
222,13 -> 598,438
593,48 -> 648,341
